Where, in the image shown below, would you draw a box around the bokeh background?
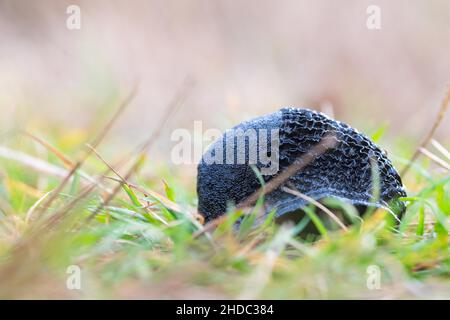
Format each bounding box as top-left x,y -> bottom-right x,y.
0,0 -> 449,300
0,0 -> 449,174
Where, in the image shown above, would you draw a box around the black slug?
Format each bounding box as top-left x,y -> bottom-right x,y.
197,107 -> 406,224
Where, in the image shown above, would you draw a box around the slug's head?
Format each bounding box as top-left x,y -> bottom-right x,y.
197,108 -> 406,224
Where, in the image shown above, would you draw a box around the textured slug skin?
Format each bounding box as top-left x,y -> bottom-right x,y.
197,108 -> 407,223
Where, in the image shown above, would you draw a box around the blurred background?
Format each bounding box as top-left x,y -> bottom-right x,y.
0,0 -> 449,174
0,0 -> 449,300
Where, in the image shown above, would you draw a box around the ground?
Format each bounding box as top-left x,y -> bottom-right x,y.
0,101 -> 448,299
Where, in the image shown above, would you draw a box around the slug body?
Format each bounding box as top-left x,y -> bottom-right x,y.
197,108 -> 406,223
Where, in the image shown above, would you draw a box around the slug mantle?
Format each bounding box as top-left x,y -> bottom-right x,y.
197,107 -> 406,223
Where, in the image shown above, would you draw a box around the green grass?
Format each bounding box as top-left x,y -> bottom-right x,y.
0,121 -> 449,299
